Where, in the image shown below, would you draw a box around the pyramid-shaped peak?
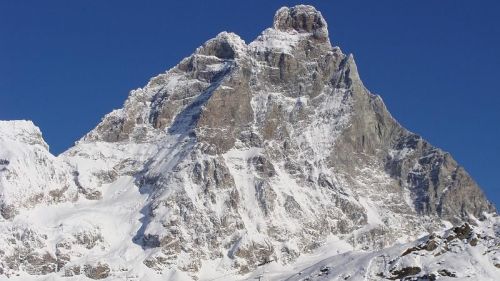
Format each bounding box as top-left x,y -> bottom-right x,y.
273,5 -> 329,41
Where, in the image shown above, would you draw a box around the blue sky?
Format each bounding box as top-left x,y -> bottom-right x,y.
1,0 -> 498,207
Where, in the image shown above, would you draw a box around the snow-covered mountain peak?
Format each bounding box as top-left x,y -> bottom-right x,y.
0,121 -> 78,220
0,120 -> 48,149
80,5 -> 338,146
250,5 -> 331,55
0,4 -> 497,280
195,31 -> 247,59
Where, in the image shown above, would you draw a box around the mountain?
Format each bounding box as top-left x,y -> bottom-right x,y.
0,5 -> 497,281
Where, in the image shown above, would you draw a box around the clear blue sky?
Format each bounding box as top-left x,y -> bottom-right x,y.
1,0 -> 498,207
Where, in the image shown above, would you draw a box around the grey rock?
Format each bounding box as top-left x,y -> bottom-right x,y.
84,263 -> 110,280
273,5 -> 329,41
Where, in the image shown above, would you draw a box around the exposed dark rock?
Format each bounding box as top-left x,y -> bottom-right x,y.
469,237 -> 478,246
255,180 -> 277,215
24,252 -> 57,275
0,203 -> 17,220
453,223 -> 473,240
249,155 -> 276,177
84,263 -> 110,280
64,265 -> 81,277
438,269 -> 457,277
389,266 -> 421,280
418,273 -> 437,281
233,241 -> 275,274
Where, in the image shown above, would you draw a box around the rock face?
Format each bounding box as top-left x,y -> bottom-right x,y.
0,5 -> 496,280
273,6 -> 329,41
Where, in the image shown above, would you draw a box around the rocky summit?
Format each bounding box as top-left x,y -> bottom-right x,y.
0,5 -> 497,281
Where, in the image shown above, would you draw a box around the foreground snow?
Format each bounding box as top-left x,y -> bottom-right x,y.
3,215 -> 499,280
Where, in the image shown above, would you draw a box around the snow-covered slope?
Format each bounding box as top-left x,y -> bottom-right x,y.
279,214 -> 500,281
0,121 -> 78,219
0,5 -> 497,281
